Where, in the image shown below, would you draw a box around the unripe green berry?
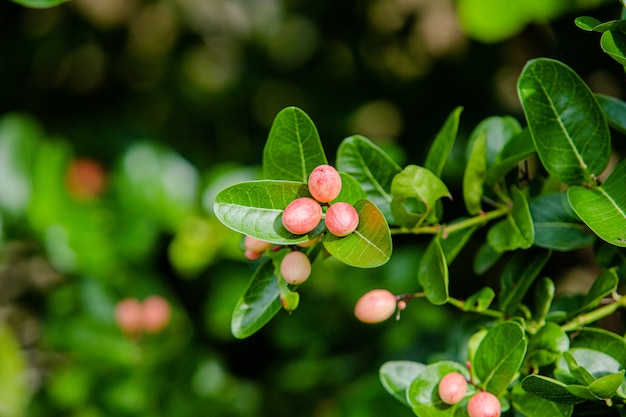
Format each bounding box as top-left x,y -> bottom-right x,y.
438,372 -> 467,405
282,197 -> 323,235
354,289 -> 396,323
280,251 -> 311,285
467,392 -> 501,417
244,235 -> 272,253
325,202 -> 359,237
308,164 -> 342,203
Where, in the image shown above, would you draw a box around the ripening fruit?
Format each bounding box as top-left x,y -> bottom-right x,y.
280,251 -> 312,285
282,197 -> 323,235
308,164 -> 342,203
66,158 -> 107,200
244,235 -> 272,253
244,249 -> 263,260
115,298 -> 144,334
325,202 -> 359,237
438,372 -> 468,405
142,295 -> 172,334
354,289 -> 397,323
467,392 -> 501,417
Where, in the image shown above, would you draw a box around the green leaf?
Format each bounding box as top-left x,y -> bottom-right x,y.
424,106 -> 463,177
336,135 -> 402,224
231,258 -> 282,339
463,131 -> 487,215
439,222 -> 479,264
569,328 -> 626,368
407,361 -> 475,414
563,351 -> 597,386
601,31 -> 626,67
10,0 -> 68,8
473,242 -> 502,274
596,94 -> 626,135
526,322 -> 570,368
532,277 -> 556,322
322,199 -> 392,268
333,172 -> 367,204
574,16 -> 602,31
499,247 -> 551,316
390,165 -> 451,227
518,58 -> 610,185
462,287 -> 495,312
555,348 -> 622,385
529,192 -> 595,251
466,116 -> 522,170
487,187 -> 534,252
213,180 -> 324,245
0,325 -> 29,416
567,159 -> 626,247
474,321 -> 527,395
578,269 -> 619,313
379,361 -> 426,406
485,128 -> 536,185
522,375 -> 587,404
262,107 -> 327,182
512,384 -> 574,417
588,370 -> 624,399
418,237 -> 448,305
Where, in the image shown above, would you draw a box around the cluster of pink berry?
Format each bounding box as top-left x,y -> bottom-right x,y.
243,165 -> 360,287
115,295 -> 172,336
437,372 -> 501,417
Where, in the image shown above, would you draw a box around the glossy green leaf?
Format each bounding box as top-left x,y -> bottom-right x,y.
336,135 -> 402,224
487,187 -> 534,252
574,16 -> 602,31
379,361 -> 426,406
322,199 -> 392,268
532,277 -> 555,322
474,321 -> 527,395
0,325 -> 29,416
555,348 -> 622,385
521,375 -> 586,404
407,361 -> 474,414
466,115 -> 522,169
596,94 -> 626,135
568,158 -> 626,247
575,17 -> 626,33
462,287 -> 495,312
526,322 -> 570,368
601,31 -> 626,67
577,269 -> 619,314
463,131 -> 486,215
499,247 -> 551,316
518,58 -> 610,185
563,351 -> 596,386
10,0 -> 68,8
529,192 -> 595,251
214,180 -> 324,245
473,242 -> 502,274
231,258 -> 282,339
588,370 -> 624,399
439,222 -> 479,264
424,106 -> 463,176
333,172 -> 367,204
512,384 -> 573,417
485,128 -> 536,185
417,237 -> 448,305
262,107 -> 327,182
390,164 -> 451,227
569,328 -> 626,367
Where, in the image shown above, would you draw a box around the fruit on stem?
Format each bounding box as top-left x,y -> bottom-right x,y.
282,197 -> 323,235
308,164 -> 342,203
438,372 -> 467,405
467,392 -> 501,417
325,202 -> 359,237
280,251 -> 312,285
354,289 -> 397,323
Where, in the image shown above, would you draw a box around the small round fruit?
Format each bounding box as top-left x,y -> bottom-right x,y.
244,249 -> 263,260
325,202 -> 359,237
354,289 -> 397,324
308,164 -> 342,203
280,251 -> 312,285
438,372 -> 468,405
115,298 -> 144,334
66,158 -> 107,200
282,197 -> 323,235
142,296 -> 172,333
467,392 -> 501,417
244,235 -> 272,253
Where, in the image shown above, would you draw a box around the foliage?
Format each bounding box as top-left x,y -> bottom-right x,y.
212,9 -> 626,415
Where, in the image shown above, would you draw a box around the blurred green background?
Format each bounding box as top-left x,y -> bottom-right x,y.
0,0 -> 623,416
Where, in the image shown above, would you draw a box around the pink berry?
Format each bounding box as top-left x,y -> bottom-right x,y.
244,249 -> 263,260
325,202 -> 359,237
115,298 -> 144,334
244,235 -> 272,253
280,251 -> 312,285
282,197 -> 323,235
438,372 -> 468,405
467,392 -> 501,417
308,164 -> 342,203
142,296 -> 172,334
354,289 -> 396,323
